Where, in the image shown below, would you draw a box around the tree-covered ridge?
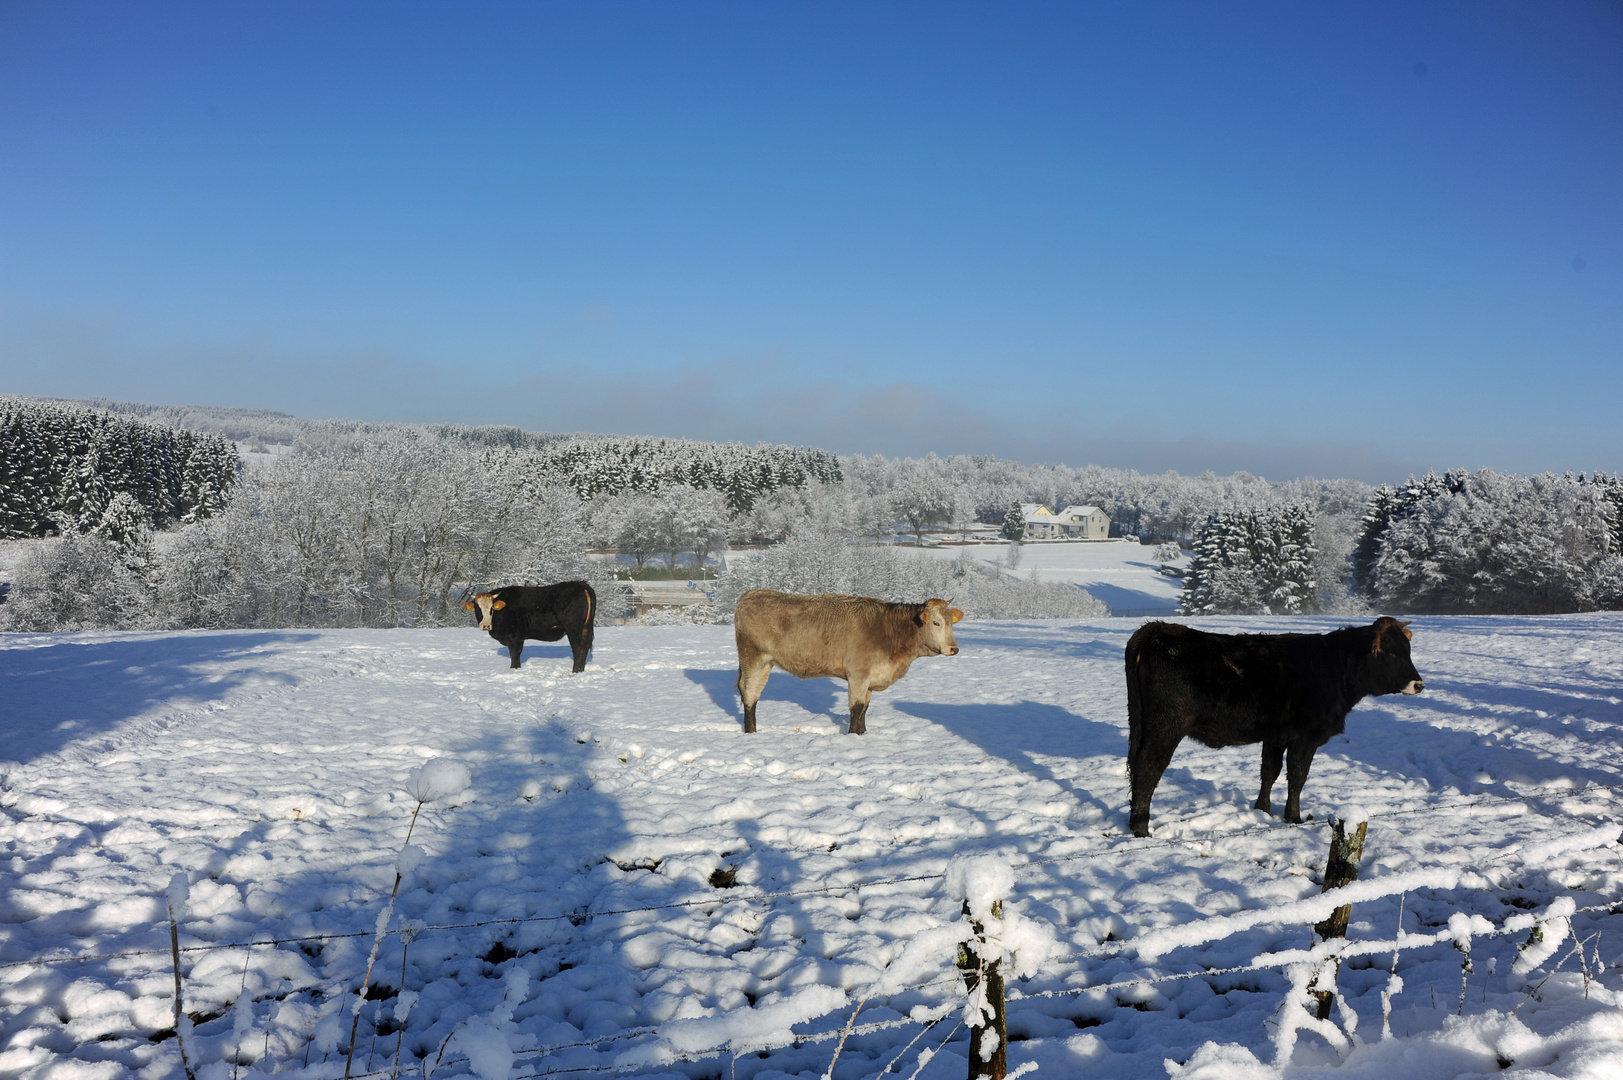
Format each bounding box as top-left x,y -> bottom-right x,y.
502,436 -> 843,512
0,397 -> 239,539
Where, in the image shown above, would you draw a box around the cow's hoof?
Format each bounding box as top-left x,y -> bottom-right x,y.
1129,817 -> 1150,838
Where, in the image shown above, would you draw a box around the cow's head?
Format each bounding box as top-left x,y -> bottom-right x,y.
916,598 -> 965,656
464,592 -> 505,631
1368,616 -> 1423,695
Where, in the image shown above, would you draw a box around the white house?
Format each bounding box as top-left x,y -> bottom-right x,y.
1051,504 -> 1111,539
1017,503 -> 1111,540
1019,504 -> 1060,538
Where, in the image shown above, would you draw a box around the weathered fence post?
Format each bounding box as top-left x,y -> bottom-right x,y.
957,899 -> 1008,1080
1311,818 -> 1369,1020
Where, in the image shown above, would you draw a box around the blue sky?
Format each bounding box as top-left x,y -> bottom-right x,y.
1,2 -> 1618,481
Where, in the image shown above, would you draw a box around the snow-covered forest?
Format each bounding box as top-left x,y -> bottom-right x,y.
1,397 -> 1621,630
0,398 -> 240,540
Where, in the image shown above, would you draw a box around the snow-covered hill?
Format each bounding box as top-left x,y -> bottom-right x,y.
3,615 -> 1622,1079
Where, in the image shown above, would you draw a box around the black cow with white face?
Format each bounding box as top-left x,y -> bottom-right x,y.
466,581 -> 597,672
1125,617 -> 1424,837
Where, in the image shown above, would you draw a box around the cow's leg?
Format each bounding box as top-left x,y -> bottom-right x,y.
508,638 -> 524,669
1282,742 -> 1317,824
846,679 -> 871,735
1128,729 -> 1182,837
736,655 -> 771,734
568,624 -> 593,673
1255,741 -> 1285,815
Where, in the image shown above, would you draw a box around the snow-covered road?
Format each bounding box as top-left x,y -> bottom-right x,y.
3,615 -> 1623,1079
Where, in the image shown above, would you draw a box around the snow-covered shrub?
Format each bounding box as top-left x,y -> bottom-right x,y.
145,435 -> 624,629
714,535 -> 1107,619
0,532 -> 154,631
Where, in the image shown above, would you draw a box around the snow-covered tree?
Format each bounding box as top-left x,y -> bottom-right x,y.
891,460 -> 953,546
1001,502 -> 1026,543
1370,470 -> 1623,614
1181,505 -> 1318,615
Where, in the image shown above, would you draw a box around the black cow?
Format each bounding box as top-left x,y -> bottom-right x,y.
1125,617 -> 1423,837
465,582 -> 597,672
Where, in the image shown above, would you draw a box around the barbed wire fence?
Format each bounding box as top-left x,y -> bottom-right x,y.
6,784 -> 1622,1080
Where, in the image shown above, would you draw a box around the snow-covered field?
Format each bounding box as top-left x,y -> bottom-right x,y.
4,614 -> 1623,1080
912,541 -> 1185,614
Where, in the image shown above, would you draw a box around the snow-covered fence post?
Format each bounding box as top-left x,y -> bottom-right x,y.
943,856 -> 1053,1080
166,872 -> 199,1080
955,899 -> 1007,1080
1309,817 -> 1367,1020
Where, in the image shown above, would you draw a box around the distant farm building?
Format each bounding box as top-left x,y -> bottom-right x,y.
1020,503 -> 1111,540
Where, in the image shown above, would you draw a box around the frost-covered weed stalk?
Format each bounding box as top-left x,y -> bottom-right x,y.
342,757 -> 471,1079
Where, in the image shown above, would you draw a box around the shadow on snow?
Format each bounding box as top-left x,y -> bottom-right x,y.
0,632 -> 317,765
683,666 -> 850,733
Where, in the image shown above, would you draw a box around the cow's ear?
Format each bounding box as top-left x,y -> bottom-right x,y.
1399,620 -> 1413,641
494,599 -> 506,610
463,601 -> 475,612
914,609 -> 925,626
949,608 -> 964,624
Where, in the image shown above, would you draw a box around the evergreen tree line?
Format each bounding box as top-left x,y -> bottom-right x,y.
0,397 -> 239,539
1179,471 -> 1623,616
1180,505 -> 1319,615
505,436 -> 844,512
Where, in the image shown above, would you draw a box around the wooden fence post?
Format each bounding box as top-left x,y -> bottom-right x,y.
957,900 -> 1007,1080
168,903 -> 198,1080
1311,818 -> 1369,1020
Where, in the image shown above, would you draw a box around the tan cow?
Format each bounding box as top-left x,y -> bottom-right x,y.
734,590 -> 965,735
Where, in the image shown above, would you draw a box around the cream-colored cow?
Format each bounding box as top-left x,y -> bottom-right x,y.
733,590 -> 964,735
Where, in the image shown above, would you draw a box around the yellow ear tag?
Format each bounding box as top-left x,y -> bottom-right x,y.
494,600 -> 506,610
949,609 -> 964,624
463,601 -> 475,612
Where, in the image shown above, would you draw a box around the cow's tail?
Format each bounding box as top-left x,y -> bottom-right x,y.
584,583 -> 595,625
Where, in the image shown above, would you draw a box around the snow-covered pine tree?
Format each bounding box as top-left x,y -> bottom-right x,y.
1001,502 -> 1025,542
1351,484 -> 1402,596
1181,506 -> 1318,615
0,404 -> 45,537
